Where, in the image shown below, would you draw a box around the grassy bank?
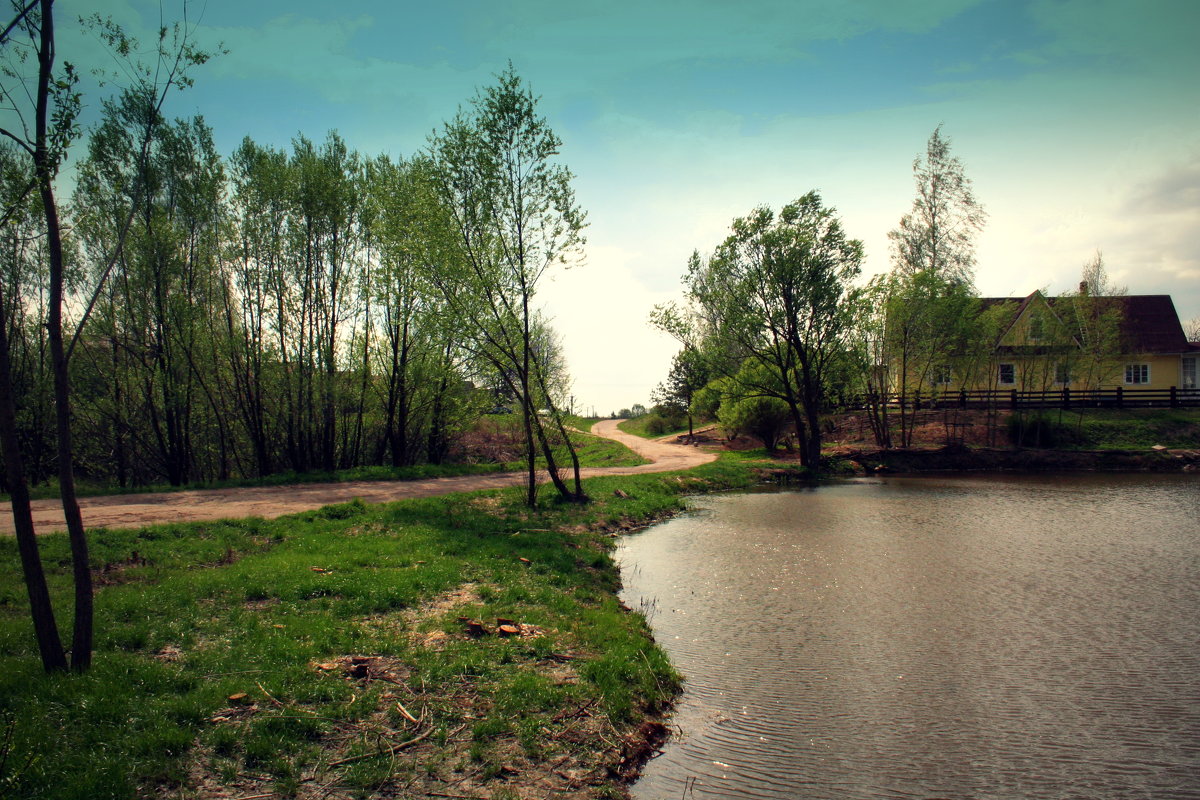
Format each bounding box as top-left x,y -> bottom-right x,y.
1012,408 -> 1200,450
0,453 -> 784,799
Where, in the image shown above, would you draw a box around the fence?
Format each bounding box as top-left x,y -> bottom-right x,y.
863,386 -> 1200,411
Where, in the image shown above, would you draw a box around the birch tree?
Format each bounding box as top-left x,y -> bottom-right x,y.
889,125 -> 986,287
427,65 -> 586,505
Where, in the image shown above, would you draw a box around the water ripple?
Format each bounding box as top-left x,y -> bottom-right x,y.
620,474 -> 1200,800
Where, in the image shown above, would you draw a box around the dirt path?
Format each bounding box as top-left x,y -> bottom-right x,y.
4,420 -> 716,534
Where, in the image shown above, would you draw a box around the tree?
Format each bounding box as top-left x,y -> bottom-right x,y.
651,347 -> 709,440
888,125 -> 986,287
674,192 -> 863,466
73,94 -> 227,486
0,137 -> 65,670
0,0 -> 209,671
719,393 -> 792,451
1185,317 -> 1200,344
427,65 -> 586,505
879,269 -> 982,447
870,126 -> 989,448
714,360 -> 793,450
1054,252 -> 1127,436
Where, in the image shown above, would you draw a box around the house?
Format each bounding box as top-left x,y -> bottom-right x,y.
893,289 -> 1199,408
978,291 -> 1198,393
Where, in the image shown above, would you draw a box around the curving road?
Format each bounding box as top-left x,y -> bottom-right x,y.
2,420 -> 715,534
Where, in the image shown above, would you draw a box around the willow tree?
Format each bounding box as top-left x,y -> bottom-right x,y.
677,192 -> 862,467
363,154 -> 473,467
427,66 -> 586,505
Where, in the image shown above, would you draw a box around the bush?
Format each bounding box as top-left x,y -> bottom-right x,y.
718,395 -> 792,451
1007,413 -> 1081,449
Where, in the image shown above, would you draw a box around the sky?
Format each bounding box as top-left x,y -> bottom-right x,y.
55,0 -> 1200,414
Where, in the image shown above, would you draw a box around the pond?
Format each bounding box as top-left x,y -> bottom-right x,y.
617,473 -> 1200,799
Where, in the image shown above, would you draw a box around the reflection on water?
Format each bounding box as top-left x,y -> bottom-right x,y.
618,473 -> 1200,799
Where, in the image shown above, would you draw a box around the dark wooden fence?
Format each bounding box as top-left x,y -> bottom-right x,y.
861,386 -> 1200,411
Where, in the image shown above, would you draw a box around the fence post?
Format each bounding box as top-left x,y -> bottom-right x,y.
1116,386 -> 1123,409
959,389 -> 967,409
1062,387 -> 1071,410
1010,390 -> 1018,409
1170,385 -> 1178,408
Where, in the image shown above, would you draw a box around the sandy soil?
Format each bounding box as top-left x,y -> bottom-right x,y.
3,420 -> 716,535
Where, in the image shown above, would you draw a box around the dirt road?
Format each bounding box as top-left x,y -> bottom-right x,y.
3,420 -> 715,534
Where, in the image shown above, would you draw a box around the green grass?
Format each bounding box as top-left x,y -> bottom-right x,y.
0,453 -> 791,799
561,428 -> 650,468
561,414 -> 602,431
1013,408 -> 1200,450
616,415 -> 695,440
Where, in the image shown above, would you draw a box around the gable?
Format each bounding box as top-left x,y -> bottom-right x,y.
981,293 -> 1190,355
994,291 -> 1077,349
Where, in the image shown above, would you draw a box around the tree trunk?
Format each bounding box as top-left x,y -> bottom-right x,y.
0,292 -> 67,672
533,356 -> 583,500
36,0 -> 92,672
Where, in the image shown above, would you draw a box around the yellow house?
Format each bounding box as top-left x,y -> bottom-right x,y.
910,291 -> 1198,404
981,292 -> 1197,392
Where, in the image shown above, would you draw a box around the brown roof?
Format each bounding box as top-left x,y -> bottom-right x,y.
980,293 -> 1191,355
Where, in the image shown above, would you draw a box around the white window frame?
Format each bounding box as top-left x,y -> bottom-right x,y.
1183,357 -> 1196,390
1124,363 -> 1150,385
998,363 -> 1016,386
934,364 -> 953,385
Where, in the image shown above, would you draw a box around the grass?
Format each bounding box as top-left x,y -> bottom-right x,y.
563,428 -> 651,468
616,415 -> 696,440
0,452 -> 794,799
1012,408 -> 1200,450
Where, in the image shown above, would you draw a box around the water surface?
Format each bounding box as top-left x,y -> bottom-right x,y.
618,474 -> 1200,799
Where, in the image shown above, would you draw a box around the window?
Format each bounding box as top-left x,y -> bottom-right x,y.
1028,311 -> 1045,342
934,364 -> 953,385
1183,357 -> 1196,390
1054,363 -> 1071,385
998,363 -> 1015,385
1125,363 -> 1150,385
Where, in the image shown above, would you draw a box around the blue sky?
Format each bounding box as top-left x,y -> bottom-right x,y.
60,0 -> 1200,412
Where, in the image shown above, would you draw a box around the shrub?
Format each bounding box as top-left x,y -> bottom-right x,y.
1007,413 -> 1081,449
718,395 -> 792,451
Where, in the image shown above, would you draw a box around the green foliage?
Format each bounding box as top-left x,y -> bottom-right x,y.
718,394 -> 792,451
669,191 -> 863,466
1007,410 -> 1200,450
426,65 -> 587,505
616,409 -> 688,439
689,379 -> 725,421
652,348 -> 709,418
